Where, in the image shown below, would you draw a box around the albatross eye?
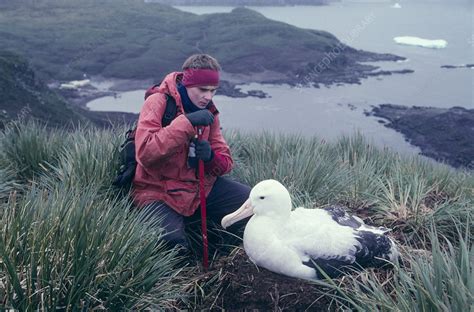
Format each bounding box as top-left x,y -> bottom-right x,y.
259,196 -> 265,200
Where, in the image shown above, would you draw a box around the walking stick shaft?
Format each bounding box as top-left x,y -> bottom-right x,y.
197,127 -> 209,269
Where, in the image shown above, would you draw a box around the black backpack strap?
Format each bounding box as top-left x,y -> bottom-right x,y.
113,93 -> 177,188
162,94 -> 177,127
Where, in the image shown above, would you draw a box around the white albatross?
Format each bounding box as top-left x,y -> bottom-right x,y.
221,179 -> 399,280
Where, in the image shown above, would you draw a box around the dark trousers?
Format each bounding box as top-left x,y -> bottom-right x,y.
141,177 -> 251,249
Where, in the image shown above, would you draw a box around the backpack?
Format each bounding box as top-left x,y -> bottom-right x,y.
113,86 -> 177,188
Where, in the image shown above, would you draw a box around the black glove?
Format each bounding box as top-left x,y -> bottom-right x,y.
186,110 -> 214,126
195,140 -> 213,162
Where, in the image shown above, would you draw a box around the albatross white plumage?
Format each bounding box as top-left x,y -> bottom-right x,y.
221,179 -> 399,280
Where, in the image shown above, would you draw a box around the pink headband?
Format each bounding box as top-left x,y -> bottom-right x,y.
181,69 -> 220,88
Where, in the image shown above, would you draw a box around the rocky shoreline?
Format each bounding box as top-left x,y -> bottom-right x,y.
441,64 -> 474,69
367,104 -> 474,169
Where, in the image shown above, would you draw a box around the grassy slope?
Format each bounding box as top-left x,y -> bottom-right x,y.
0,121 -> 472,310
0,0 -> 371,81
0,50 -> 138,128
0,50 -> 86,128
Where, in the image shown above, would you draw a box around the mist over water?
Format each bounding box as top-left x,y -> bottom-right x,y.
87,1 -> 473,155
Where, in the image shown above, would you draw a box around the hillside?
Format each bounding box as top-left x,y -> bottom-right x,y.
0,0 -> 402,87
0,51 -> 85,128
145,0 -> 332,5
0,51 -> 136,128
0,122 -> 472,310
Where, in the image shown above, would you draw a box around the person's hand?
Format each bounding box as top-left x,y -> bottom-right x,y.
186,110 -> 214,126
195,140 -> 213,162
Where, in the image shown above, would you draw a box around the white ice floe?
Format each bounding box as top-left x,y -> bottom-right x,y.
60,79 -> 91,90
394,36 -> 447,49
391,3 -> 402,9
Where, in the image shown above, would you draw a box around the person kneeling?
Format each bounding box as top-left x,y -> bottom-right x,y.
132,54 -> 250,256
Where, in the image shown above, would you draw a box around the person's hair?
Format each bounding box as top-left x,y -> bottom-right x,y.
182,54 -> 221,71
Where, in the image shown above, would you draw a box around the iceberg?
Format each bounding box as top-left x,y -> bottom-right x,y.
391,3 -> 402,9
60,79 -> 91,90
393,36 -> 447,49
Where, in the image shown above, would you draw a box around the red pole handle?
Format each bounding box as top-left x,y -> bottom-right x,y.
197,127 -> 209,270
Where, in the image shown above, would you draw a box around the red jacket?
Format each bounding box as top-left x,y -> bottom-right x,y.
132,72 -> 233,216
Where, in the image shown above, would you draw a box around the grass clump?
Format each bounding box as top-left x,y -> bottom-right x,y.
0,167 -> 20,202
229,131 -> 472,231
40,127 -> 122,191
0,119 -> 67,182
328,224 -> 473,311
1,185 -> 184,310
0,121 -> 187,310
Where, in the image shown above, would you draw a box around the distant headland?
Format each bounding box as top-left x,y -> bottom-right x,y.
144,0 -> 333,6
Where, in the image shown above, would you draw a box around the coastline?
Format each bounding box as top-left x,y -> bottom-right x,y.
367,104 -> 474,169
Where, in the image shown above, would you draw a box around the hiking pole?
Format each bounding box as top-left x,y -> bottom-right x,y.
197,127 -> 209,270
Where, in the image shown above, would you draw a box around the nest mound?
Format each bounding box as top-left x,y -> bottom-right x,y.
201,249 -> 338,311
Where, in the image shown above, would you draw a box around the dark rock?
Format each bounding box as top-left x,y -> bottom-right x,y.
294,53 -> 413,88
364,69 -> 414,77
392,69 -> 415,74
441,64 -> 474,69
370,104 -> 474,169
217,80 -> 249,98
246,89 -> 268,98
218,80 -> 269,98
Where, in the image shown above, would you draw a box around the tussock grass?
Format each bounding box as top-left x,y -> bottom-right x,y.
0,121 -> 472,310
229,131 -> 472,230
0,181 -> 185,310
40,127 -> 122,190
0,120 -> 66,181
229,131 -> 350,207
0,122 -> 185,310
326,224 -> 473,311
0,167 -> 19,202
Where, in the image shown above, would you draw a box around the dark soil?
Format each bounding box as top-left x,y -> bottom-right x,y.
199,249 -> 341,311
367,104 -> 474,169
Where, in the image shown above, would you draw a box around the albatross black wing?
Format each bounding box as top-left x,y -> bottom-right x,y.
354,230 -> 398,268
303,256 -> 356,278
302,231 -> 398,278
324,206 -> 391,234
323,205 -> 363,229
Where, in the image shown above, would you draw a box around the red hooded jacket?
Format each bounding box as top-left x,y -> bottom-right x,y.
132,72 -> 233,216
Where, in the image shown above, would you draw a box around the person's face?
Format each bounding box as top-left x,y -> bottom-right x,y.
186,85 -> 218,109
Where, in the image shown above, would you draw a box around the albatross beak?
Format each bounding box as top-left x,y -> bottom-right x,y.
221,198 -> 254,229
